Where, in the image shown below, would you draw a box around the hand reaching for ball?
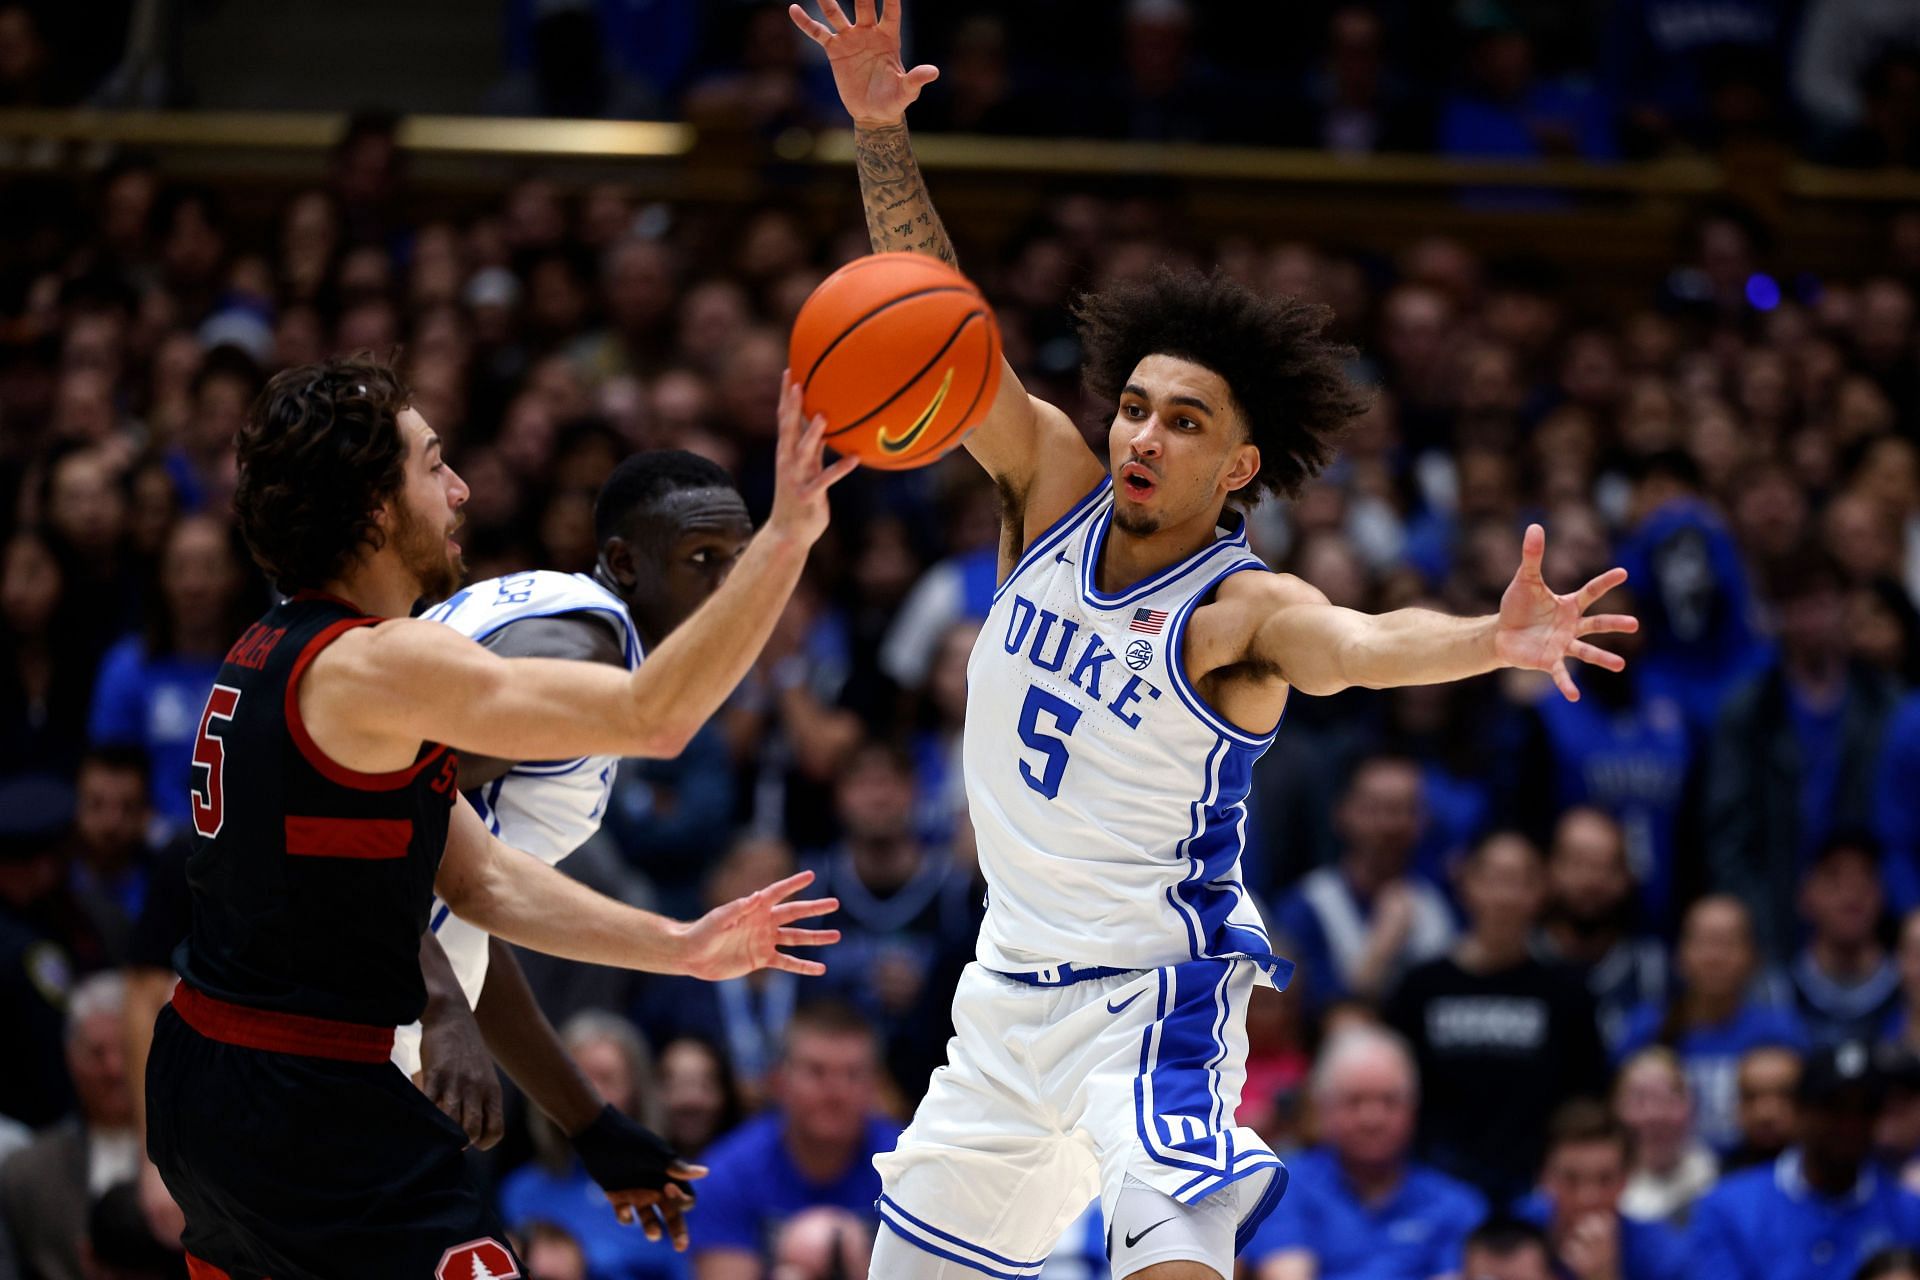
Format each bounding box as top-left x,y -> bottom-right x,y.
766,375 -> 860,547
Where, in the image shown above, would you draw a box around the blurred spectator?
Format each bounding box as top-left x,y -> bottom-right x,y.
1888,911 -> 1920,1054
1707,549 -> 1899,961
1,527 -> 96,776
1386,832 -> 1606,1203
68,746 -> 158,963
498,1011 -> 689,1280
1727,1044 -> 1804,1173
1795,0 -> 1920,161
1439,24 -> 1614,162
1872,697 -> 1920,917
1080,0 -> 1253,144
523,1220 -> 589,1280
1534,808 -> 1669,1053
86,515 -> 256,827
1688,1041 -> 1920,1280
1602,0 -> 1786,154
605,720 -> 737,918
1275,756 -> 1457,1016
1617,896 -> 1806,1153
807,740 -> 975,1101
1239,985 -> 1312,1148
1515,1100 -> 1688,1280
1615,1047 -> 1718,1227
1,973 -> 137,1280
1245,1025 -> 1484,1280
656,1037 -> 743,1161
485,0 -> 662,120
1460,1217 -> 1557,1280
636,837 -> 805,1105
0,774 -> 91,1128
82,1178 -> 187,1280
1277,6 -> 1429,155
1857,1248 -> 1920,1280
1788,835 -> 1901,1046
690,1000 -> 899,1280
1517,587 -> 1695,935
769,1207 -> 873,1280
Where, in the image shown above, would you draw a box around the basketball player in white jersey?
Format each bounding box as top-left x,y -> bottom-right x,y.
394,446 -> 756,1247
789,5 -> 1639,1279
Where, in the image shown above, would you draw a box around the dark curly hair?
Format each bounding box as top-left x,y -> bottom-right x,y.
1074,268 -> 1368,505
234,355 -> 411,593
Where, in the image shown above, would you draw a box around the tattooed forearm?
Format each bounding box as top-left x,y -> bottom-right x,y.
852,121 -> 957,267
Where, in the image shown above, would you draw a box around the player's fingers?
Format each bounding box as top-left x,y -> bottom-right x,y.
904,64 -> 940,92
669,1162 -> 709,1182
1551,658 -> 1580,702
762,869 -> 817,901
787,4 -> 833,44
853,0 -> 876,26
613,1200 -> 636,1227
663,1200 -> 692,1252
770,951 -> 829,976
639,1207 -> 663,1243
1570,641 -> 1626,672
776,927 -> 842,947
480,1090 -> 505,1150
771,896 -> 839,923
817,453 -> 861,490
1574,566 -> 1629,608
818,0 -> 852,30
1520,522 -> 1546,577
1576,613 -> 1638,637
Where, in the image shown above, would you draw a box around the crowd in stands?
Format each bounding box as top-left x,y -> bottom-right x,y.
5,0 -> 1920,166
8,91 -> 1920,1280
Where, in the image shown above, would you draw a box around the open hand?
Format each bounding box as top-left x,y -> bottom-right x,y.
680,869 -> 840,980
766,375 -> 859,547
789,0 -> 939,127
1494,523 -> 1638,702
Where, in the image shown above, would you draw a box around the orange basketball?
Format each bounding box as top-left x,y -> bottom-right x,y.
789,252 -> 1004,471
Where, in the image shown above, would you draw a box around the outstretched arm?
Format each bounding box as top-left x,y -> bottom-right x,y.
435,796 -> 840,978
307,380 -> 853,768
791,0 -> 1104,541
1249,525 -> 1637,698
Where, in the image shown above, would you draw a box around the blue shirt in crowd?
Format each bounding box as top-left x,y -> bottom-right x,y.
1244,1147 -> 1486,1280
1533,682 -> 1694,932
1686,1152 -> 1920,1280
86,637 -> 222,825
498,1159 -> 690,1280
692,1112 -> 902,1262
1514,1192 -> 1688,1280
1614,1000 -> 1808,1153
1872,693 -> 1920,915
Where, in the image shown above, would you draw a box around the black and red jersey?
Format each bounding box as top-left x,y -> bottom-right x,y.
175,593 -> 459,1029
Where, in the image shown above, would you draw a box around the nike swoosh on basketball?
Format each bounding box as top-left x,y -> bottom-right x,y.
1106,990 -> 1146,1015
1125,1218 -> 1174,1249
877,367 -> 956,453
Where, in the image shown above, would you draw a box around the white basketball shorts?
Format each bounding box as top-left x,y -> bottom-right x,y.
874,958 -> 1288,1277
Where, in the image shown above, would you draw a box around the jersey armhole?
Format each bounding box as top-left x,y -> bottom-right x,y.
1166,560 -> 1283,750
992,475 -> 1112,606
284,618 -> 452,791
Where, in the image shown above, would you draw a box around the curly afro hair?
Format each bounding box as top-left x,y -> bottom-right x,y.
1074,268 -> 1368,505
234,355 -> 412,593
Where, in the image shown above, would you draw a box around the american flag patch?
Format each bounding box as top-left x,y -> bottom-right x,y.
1130,608 -> 1168,634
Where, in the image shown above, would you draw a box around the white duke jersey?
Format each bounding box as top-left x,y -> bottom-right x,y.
391,571 -> 643,1074
966,477 -> 1293,985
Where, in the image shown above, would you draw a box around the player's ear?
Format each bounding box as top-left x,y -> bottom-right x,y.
600,535 -> 637,588
1223,442 -> 1260,494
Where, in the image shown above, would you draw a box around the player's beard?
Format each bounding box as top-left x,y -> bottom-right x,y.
393,503 -> 464,604
1112,507 -> 1161,537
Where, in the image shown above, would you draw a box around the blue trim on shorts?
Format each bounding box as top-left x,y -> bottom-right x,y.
877,1197 -> 1047,1278
989,962 -> 1132,987
1234,1161 -> 1290,1254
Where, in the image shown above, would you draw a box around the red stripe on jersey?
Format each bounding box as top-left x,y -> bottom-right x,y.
185,1256 -> 234,1280
171,983 -> 395,1063
284,815 -> 413,860
283,616 -> 452,792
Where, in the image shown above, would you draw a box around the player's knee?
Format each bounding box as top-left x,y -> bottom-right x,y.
1117,1263 -> 1225,1280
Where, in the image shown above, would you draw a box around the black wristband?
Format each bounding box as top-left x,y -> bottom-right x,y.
572,1104 -> 692,1197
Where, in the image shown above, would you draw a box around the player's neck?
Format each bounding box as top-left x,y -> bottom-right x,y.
1097,506 -> 1222,596
323,556 -> 421,619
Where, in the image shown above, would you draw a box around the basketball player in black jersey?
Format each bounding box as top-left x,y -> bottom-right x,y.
145,357 -> 854,1280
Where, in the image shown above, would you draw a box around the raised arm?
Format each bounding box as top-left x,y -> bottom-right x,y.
435,795 -> 839,978
1236,525 -> 1636,699
305,379 -> 853,767
790,0 -> 1104,543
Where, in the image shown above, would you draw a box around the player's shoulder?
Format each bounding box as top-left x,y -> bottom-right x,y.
1208,568 -> 1325,611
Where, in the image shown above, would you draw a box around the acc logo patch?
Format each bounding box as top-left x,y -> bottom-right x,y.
1125,639 -> 1153,671
435,1238 -> 519,1280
